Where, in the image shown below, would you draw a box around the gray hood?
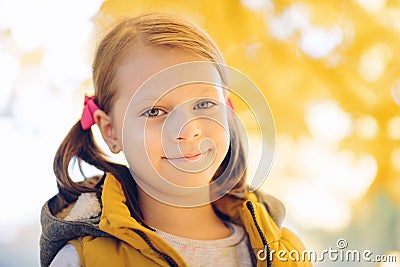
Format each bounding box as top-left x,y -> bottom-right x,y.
39,194 -> 110,267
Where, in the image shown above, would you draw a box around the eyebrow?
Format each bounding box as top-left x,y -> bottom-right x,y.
140,95 -> 159,103
199,84 -> 221,93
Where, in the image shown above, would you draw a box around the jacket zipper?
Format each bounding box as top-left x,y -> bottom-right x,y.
246,201 -> 272,267
132,229 -> 179,267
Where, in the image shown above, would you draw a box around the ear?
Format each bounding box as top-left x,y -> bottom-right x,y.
93,110 -> 121,154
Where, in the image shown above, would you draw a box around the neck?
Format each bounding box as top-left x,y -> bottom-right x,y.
138,187 -> 230,240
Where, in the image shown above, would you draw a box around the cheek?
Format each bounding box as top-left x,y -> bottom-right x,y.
216,132 -> 230,162
144,124 -> 163,159
203,120 -> 230,161
123,121 -> 163,180
205,117 -> 229,140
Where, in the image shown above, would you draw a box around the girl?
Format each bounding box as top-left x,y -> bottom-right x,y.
40,13 -> 311,267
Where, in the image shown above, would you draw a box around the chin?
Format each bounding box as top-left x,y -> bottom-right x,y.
161,169 -> 215,188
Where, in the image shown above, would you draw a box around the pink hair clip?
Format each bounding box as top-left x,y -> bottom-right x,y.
80,95 -> 100,130
226,97 -> 234,110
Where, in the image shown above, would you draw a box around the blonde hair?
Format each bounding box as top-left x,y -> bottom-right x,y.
54,13 -> 247,223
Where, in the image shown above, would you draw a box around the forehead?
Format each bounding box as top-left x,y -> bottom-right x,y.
115,46 -> 224,103
117,47 -> 199,95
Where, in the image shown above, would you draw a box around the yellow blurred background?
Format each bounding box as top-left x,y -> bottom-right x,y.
0,0 -> 399,266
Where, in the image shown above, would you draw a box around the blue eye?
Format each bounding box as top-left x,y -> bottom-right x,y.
194,100 -> 216,110
142,108 -> 166,118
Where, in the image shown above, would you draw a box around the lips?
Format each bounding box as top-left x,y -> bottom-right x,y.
181,153 -> 202,160
164,149 -> 210,161
168,152 -> 202,160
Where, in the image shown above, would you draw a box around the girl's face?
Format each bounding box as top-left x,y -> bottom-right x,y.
109,46 -> 230,198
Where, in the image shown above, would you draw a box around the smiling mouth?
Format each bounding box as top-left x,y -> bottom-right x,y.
164,149 -> 210,161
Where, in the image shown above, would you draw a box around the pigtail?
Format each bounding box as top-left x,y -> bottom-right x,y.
53,121 -> 144,223
53,121 -> 96,202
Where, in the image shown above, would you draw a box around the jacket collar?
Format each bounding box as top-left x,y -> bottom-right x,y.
99,173 -> 285,264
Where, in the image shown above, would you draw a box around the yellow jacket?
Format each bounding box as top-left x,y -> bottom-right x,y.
64,174 -> 311,267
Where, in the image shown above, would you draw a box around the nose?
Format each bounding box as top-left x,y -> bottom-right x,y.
162,105 -> 203,143
176,119 -> 202,142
